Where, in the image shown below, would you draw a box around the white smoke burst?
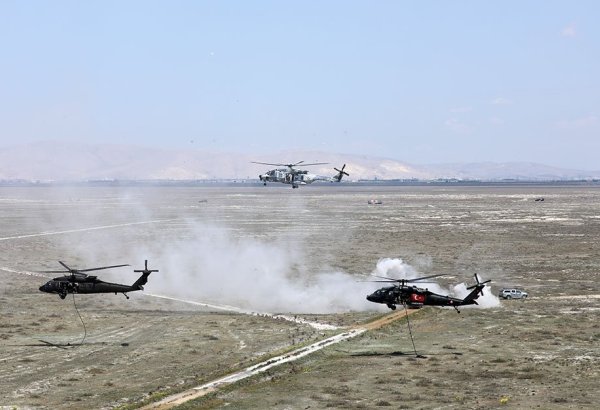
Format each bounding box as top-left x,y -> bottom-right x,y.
452,283 -> 501,308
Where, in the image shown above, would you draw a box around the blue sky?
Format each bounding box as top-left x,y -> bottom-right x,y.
1,1 -> 599,169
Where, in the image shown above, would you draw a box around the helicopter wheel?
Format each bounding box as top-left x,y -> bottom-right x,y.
387,304 -> 397,310
263,182 -> 267,186
59,293 -> 67,299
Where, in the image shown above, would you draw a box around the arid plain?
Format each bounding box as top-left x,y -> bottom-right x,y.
1,185 -> 599,409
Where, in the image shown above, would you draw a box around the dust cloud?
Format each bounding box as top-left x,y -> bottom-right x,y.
131,221 -> 382,314
24,188 -> 499,314
132,235 -> 499,314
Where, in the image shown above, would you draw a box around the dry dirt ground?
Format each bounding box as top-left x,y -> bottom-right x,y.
1,185 -> 599,409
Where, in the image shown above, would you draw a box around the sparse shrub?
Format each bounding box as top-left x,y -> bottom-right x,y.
325,400 -> 347,407
453,394 -> 465,403
415,378 -> 432,387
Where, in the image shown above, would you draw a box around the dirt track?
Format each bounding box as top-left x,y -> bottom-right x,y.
143,309 -> 415,410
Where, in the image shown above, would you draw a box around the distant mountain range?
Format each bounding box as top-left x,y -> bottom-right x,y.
0,141 -> 598,182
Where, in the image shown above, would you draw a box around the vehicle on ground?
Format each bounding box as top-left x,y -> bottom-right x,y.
498,288 -> 528,299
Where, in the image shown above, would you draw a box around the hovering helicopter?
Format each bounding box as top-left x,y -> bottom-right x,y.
251,161 -> 349,188
38,260 -> 158,299
366,273 -> 491,313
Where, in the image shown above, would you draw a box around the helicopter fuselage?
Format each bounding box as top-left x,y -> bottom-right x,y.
38,260 -> 156,299
367,284 -> 480,311
255,163 -> 348,188
39,277 -> 139,299
259,168 -> 322,187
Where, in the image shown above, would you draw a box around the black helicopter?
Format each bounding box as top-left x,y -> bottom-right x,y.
366,273 -> 491,313
39,260 -> 158,299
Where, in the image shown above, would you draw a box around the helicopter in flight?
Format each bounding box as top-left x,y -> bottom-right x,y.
38,260 -> 158,299
251,161 -> 349,188
366,273 -> 491,313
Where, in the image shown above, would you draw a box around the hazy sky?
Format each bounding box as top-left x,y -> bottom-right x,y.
1,1 -> 599,169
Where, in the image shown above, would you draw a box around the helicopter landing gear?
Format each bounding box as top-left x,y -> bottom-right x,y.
387,303 -> 396,310
122,293 -> 129,299
292,185 -> 298,189
59,292 -> 67,300
263,182 -> 267,186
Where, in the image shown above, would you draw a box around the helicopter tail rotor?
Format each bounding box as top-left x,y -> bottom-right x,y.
132,260 -> 158,290
460,274 -> 491,306
466,273 -> 491,297
333,164 -> 349,182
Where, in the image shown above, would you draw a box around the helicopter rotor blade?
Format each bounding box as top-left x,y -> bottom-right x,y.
251,161 -> 287,167
466,280 -> 491,290
359,279 -> 402,283
466,274 -> 491,297
295,162 -> 329,167
410,274 -> 446,282
370,273 -> 444,283
133,259 -> 159,273
77,264 -> 130,272
58,261 -> 74,272
334,164 -> 349,176
369,276 -> 406,285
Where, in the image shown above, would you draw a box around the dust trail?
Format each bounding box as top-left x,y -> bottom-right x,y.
145,293 -> 339,330
0,267 -> 51,279
0,219 -> 178,241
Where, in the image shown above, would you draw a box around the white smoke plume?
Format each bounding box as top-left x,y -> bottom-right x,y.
141,222 -> 381,313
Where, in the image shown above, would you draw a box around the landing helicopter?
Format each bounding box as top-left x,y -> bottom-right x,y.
366,273 -> 491,313
251,161 -> 349,188
38,260 -> 158,299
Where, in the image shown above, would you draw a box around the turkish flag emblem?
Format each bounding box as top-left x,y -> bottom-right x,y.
410,293 -> 425,303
